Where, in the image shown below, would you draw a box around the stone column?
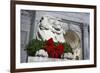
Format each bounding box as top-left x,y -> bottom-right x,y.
83,24 -> 90,60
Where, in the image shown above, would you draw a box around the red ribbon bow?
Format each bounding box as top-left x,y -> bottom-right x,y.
45,38 -> 64,58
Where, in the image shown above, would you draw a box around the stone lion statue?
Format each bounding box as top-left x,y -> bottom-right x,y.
36,16 -> 65,43
36,15 -> 82,60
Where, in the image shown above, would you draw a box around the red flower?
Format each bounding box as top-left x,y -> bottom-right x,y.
47,45 -> 55,55
56,44 -> 64,55
44,38 -> 64,58
46,38 -> 54,46
54,52 -> 59,58
50,51 -> 59,58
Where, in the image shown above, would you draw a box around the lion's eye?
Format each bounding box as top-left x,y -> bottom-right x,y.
55,28 -> 60,31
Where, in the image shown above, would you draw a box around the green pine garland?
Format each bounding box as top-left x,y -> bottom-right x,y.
26,39 -> 73,56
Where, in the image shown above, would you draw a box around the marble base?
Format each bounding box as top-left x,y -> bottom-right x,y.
28,56 -> 68,62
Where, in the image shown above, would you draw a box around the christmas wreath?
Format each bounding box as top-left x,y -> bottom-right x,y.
26,38 -> 73,58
